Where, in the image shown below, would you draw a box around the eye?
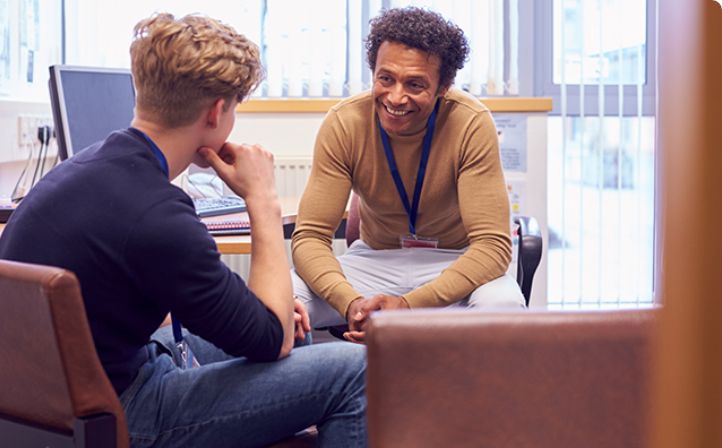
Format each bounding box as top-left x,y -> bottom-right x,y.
378,74 -> 392,83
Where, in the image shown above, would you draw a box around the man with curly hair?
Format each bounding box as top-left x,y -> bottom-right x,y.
0,13 -> 366,447
292,7 -> 524,342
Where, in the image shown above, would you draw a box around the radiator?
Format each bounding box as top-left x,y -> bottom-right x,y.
273,156 -> 313,197
222,156 -> 347,278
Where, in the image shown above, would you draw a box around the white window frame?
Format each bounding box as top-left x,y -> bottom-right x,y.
533,0 -> 657,117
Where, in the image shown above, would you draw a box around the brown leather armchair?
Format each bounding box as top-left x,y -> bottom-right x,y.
366,308 -> 656,448
0,259 -> 128,447
0,259 -> 316,448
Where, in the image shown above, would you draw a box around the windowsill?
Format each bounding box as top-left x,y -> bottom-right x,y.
0,96 -> 552,113
236,97 -> 553,113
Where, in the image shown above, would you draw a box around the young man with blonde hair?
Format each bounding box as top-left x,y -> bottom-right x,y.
0,13 -> 366,447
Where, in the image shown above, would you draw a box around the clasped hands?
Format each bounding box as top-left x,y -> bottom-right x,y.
343,294 -> 410,343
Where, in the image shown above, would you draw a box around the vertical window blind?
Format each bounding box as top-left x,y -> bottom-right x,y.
547,0 -> 655,309
259,0 -> 517,97
60,1 -> 518,99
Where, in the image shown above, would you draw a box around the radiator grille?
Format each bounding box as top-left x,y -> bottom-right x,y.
222,156 -> 347,277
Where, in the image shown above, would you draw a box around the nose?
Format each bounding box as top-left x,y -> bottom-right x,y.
386,83 -> 408,106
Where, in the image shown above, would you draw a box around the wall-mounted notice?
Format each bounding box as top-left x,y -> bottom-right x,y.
495,114 -> 527,173
506,180 -> 526,217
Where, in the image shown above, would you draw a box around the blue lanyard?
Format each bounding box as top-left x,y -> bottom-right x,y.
130,127 -> 184,343
130,127 -> 169,178
377,100 -> 440,236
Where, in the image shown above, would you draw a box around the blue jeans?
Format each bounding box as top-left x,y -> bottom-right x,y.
119,326 -> 367,447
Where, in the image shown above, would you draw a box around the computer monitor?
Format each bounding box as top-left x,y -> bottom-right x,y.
48,65 -> 136,160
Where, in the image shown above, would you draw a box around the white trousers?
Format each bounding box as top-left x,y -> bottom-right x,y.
292,240 -> 526,328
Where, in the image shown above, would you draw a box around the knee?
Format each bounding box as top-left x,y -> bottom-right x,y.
467,275 -> 525,309
324,343 -> 367,380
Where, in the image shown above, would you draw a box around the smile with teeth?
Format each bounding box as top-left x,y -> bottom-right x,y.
384,105 -> 411,117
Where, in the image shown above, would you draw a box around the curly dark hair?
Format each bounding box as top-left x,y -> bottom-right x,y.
365,7 -> 469,90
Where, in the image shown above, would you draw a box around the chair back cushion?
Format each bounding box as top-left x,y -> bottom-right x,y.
366,308 -> 656,448
0,260 -> 128,447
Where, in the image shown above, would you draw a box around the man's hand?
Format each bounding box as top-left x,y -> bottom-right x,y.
293,298 -> 311,341
343,294 -> 410,343
198,143 -> 277,203
344,298 -> 369,343
201,142 -> 293,357
361,294 -> 410,313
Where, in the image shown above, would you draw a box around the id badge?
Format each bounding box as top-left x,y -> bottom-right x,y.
400,234 -> 439,249
176,340 -> 201,369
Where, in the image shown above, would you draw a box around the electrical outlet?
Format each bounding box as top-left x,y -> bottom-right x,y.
17,114 -> 54,148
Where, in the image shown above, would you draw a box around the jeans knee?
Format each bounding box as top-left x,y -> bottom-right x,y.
325,343 -> 366,384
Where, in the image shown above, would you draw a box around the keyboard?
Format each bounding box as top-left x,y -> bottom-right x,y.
193,196 -> 247,218
0,205 -> 14,223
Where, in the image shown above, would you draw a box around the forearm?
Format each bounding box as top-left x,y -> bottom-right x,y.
245,194 -> 294,357
292,232 -> 363,316
403,237 -> 511,308
291,155 -> 360,316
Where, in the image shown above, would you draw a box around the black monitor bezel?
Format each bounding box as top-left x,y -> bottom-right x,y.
48,65 -> 135,161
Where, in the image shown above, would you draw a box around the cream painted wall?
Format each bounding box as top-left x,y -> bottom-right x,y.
0,108 -> 325,198
0,100 -> 53,197
228,113 -> 325,157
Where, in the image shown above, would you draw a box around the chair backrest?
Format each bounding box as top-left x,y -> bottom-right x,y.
344,194 -> 542,305
366,308 -> 656,448
0,259 -> 128,448
514,215 -> 543,305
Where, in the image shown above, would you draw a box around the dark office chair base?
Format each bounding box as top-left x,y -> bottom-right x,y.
0,411 -> 117,448
326,325 -> 349,340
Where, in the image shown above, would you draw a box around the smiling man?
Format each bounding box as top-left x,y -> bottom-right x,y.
291,7 -> 525,342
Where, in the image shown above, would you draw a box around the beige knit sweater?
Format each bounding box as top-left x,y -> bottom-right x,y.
291,88 -> 511,316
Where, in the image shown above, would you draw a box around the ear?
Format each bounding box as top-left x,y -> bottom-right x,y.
436,85 -> 449,98
205,98 -> 226,129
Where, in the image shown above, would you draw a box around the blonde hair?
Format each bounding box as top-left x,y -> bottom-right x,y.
130,13 -> 264,128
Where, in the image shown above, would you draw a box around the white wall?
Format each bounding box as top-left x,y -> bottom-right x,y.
0,106 -> 324,199
0,100 -> 53,197
228,113 -> 325,157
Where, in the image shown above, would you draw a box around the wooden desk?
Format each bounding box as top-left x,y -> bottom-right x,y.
210,214 -> 298,255
1,211 -> 345,256
206,197 -> 299,255
0,198 -> 307,256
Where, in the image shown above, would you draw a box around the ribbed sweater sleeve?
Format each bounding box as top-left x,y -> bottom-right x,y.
292,109 -> 363,317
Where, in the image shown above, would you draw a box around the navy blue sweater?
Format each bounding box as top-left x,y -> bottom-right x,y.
0,129 -> 283,395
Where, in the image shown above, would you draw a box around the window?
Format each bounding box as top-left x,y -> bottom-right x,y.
0,0 -> 61,101
64,0 -> 261,69
62,0 -> 519,98
536,0 -> 657,309
535,0 -> 656,116
261,0 -> 346,97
